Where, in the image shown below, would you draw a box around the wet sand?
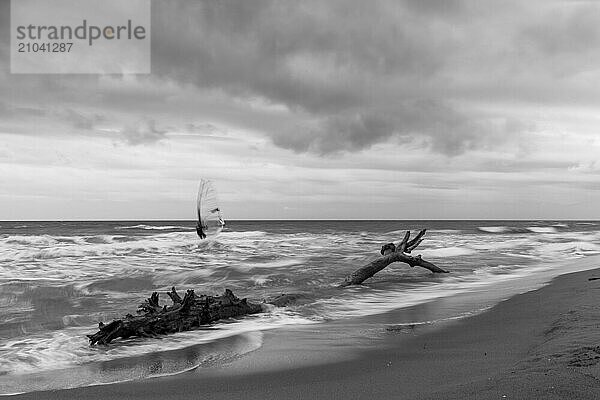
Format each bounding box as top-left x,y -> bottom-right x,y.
13,265 -> 600,399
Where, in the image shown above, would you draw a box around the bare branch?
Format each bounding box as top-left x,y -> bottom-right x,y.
398,230 -> 411,252
166,286 -> 182,304
405,229 -> 427,253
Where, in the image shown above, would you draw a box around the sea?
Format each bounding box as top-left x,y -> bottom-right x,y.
1,220 -> 600,394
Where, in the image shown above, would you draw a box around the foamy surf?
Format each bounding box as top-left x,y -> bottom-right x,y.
115,224 -> 192,230
478,225 -> 562,234
312,260 -> 558,320
0,309 -> 316,395
2,220 -> 600,395
0,331 -> 264,395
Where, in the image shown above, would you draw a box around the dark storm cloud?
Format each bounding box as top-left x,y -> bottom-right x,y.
1,0 -> 599,160
270,100 -> 529,156
150,0 -> 497,155
147,0 -> 562,155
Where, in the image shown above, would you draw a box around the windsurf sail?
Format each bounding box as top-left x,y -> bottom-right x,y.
196,179 -> 225,238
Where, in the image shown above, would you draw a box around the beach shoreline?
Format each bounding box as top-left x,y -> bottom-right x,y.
10,259 -> 600,399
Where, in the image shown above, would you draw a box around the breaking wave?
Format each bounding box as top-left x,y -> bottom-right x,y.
478,226 -> 559,234
115,224 -> 192,231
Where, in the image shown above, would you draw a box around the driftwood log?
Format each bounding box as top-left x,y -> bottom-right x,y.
88,229 -> 446,344
88,288 -> 263,345
340,229 -> 448,287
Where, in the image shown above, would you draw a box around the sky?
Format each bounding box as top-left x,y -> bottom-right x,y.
1,0 -> 600,220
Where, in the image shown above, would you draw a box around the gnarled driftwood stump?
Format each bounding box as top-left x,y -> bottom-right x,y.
88,288 -> 263,345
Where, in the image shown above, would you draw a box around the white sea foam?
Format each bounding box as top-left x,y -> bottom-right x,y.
0,330 -> 266,395
477,226 -> 559,234
318,257 -> 593,321
477,226 -> 510,233
0,309 -> 314,378
5,235 -> 59,246
535,241 -> 600,256
115,224 -> 191,230
420,246 -> 476,258
0,232 -> 198,264
221,230 -> 268,239
316,272 -> 515,320
527,226 -> 558,233
251,276 -> 271,285
233,258 -> 308,272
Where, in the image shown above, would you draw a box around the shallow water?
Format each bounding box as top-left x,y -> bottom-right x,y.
1,220 -> 599,394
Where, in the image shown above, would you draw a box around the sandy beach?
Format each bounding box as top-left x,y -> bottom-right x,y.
11,257 -> 600,400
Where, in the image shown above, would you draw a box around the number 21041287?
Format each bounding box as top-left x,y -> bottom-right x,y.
17,42 -> 73,53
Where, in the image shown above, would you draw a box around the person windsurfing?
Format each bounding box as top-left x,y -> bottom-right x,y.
196,221 -> 206,239
196,180 -> 225,240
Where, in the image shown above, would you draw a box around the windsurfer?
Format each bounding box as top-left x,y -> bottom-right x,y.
196,179 -> 225,239
196,222 -> 206,239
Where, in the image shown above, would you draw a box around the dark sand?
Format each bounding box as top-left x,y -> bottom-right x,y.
15,266 -> 600,399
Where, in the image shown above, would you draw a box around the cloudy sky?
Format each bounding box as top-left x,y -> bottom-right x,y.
1,0 -> 599,220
